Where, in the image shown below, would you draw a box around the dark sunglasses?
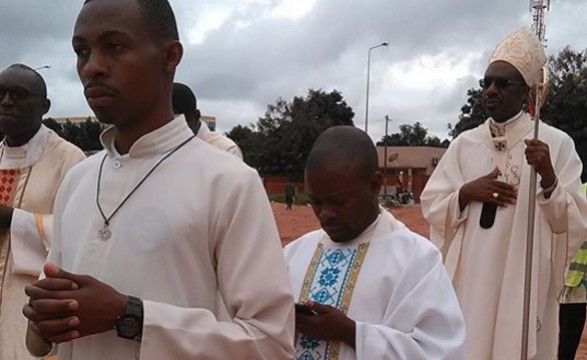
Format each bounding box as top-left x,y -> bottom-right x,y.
0,86 -> 45,101
480,77 -> 525,90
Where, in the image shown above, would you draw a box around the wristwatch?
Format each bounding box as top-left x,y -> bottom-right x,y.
115,295 -> 143,340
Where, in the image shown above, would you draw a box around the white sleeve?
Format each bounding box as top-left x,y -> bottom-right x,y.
25,154 -> 83,358
16,142 -> 85,275
139,169 -> 295,360
354,246 -> 465,360
10,209 -> 53,276
536,135 -> 587,236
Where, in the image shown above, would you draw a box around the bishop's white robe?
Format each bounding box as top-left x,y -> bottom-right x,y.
421,113 -> 587,360
284,209 -> 465,360
0,125 -> 85,360
37,118 -> 294,360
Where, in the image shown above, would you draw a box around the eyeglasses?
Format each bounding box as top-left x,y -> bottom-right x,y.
0,86 -> 45,102
480,77 -> 525,90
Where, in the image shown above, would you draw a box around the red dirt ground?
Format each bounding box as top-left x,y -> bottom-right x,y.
272,202 -> 587,359
274,203 -> 430,246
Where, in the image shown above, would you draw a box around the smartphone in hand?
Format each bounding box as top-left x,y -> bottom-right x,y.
295,302 -> 318,316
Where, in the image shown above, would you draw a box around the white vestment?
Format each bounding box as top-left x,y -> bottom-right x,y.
0,125 -> 85,360
284,209 -> 466,360
421,113 -> 587,360
196,120 -> 243,159
41,119 -> 294,360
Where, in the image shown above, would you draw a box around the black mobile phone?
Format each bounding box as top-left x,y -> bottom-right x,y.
295,303 -> 317,316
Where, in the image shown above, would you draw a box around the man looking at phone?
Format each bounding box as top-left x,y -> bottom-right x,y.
284,126 -> 465,359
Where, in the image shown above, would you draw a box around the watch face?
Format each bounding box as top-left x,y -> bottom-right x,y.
118,316 -> 141,339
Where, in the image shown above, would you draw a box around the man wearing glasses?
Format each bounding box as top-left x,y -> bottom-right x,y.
0,64 -> 85,359
421,27 -> 587,359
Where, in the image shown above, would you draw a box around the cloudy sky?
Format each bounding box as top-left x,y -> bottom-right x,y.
1,0 -> 586,141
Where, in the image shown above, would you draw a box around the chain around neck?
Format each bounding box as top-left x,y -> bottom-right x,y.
95,135 -> 195,226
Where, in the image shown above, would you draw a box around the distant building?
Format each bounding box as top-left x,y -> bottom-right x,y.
377,146 -> 447,203
202,115 -> 216,131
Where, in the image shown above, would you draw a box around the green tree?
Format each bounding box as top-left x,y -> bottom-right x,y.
541,47 -> 587,180
377,122 -> 447,147
60,117 -> 104,151
42,117 -> 63,136
228,89 -> 355,177
449,86 -> 486,138
225,124 -> 264,166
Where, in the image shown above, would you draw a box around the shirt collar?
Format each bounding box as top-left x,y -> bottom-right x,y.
196,120 -> 211,139
0,125 -> 49,169
100,116 -> 194,159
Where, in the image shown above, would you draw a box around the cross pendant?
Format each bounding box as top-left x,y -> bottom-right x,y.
98,224 -> 112,241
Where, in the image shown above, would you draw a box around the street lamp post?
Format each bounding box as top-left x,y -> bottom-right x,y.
364,41 -> 388,133
383,115 -> 391,200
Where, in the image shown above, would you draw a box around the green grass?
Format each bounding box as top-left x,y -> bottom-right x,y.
269,193 -> 309,205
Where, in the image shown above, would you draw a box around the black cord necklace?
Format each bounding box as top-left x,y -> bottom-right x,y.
95,135 -> 195,241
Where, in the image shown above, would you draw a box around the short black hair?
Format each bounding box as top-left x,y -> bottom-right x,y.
172,83 -> 197,116
83,0 -> 179,42
5,63 -> 47,97
306,126 -> 378,181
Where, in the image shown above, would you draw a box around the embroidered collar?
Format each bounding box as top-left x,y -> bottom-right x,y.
489,111 -> 525,137
483,112 -> 534,153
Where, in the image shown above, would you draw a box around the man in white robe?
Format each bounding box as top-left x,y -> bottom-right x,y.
172,82 -> 243,159
421,26 -> 587,360
23,0 -> 294,359
285,126 -> 465,360
0,64 -> 85,359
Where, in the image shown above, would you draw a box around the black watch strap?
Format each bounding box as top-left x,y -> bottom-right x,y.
115,295 -> 143,340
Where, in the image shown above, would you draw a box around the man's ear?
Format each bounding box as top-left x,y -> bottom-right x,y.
41,98 -> 51,115
163,40 -> 183,74
371,171 -> 384,196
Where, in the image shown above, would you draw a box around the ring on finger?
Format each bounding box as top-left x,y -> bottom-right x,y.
492,192 -> 499,200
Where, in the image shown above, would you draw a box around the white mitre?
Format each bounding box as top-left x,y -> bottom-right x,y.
489,26 -> 547,86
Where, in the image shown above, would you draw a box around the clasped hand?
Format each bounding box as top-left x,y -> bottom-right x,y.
23,262 -> 128,344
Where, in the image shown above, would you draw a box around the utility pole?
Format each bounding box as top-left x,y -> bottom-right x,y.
364,42 -> 388,133
383,115 -> 391,200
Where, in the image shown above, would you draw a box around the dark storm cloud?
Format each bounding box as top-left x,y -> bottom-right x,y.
1,0 -> 584,138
